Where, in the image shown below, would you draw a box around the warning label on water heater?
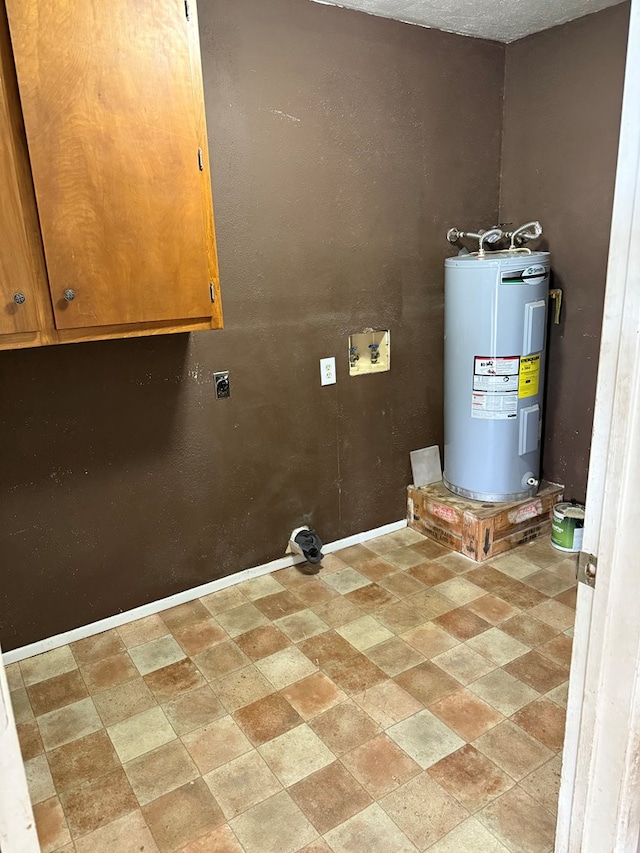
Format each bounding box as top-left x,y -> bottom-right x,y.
519,354 -> 541,398
472,355 -> 520,419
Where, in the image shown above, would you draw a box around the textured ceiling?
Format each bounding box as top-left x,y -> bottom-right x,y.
309,0 -> 625,42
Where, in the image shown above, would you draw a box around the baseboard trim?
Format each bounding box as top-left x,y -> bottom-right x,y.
3,519 -> 406,665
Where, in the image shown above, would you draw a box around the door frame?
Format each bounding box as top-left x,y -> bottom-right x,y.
556,0 -> 640,848
0,643 -> 40,852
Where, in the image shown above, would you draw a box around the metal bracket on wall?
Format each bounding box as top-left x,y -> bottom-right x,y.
577,551 -> 597,588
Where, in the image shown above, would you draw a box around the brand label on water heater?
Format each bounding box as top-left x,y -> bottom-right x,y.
472,355 -> 520,419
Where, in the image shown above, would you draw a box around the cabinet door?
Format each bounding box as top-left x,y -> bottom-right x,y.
6,0 -> 214,331
0,16 -> 41,336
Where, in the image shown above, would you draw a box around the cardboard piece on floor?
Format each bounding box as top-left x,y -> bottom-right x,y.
410,445 -> 442,487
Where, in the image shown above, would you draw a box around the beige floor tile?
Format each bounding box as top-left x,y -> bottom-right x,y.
375,601 -> 425,634
324,802 -> 417,852
298,840 -> 334,853
48,730 -> 120,792
434,577 -> 486,606
25,753 -> 56,804
162,684 -> 225,735
469,668 -> 540,716
254,590 -> 306,621
352,556 -> 397,583
364,636 -> 425,677
289,760 -> 372,834
528,599 -> 575,631
11,687 -> 35,724
27,670 -> 88,717
128,636 -> 186,676
387,709 -> 464,769
383,547 -> 429,571
255,646 -> 318,689
200,586 -> 247,616
117,614 -> 169,648
474,720 -> 554,780
6,661 -> 23,691
466,627 -> 531,666
21,646 -> 77,687
230,790 -> 317,853
409,589 -> 457,620
60,767 -> 137,837
215,602 -> 270,637
342,733 -> 421,798
193,641 -> 250,681
336,615 -> 394,651
281,671 -> 347,720
322,567 -> 371,594
501,613 -> 559,648
429,688 -> 504,741
213,664 -> 276,712
428,744 -> 514,812
353,679 -> 422,728
107,706 -> 176,763
33,796 -> 72,853
546,680 -> 569,709
364,532 -> 408,555
74,810 -> 159,853
427,816 -> 511,852
435,552 -> 477,574
71,629 -> 125,665
490,553 -> 539,580
204,749 -> 282,819
311,597 -> 364,627
520,754 -> 563,816
274,609 -> 328,642
378,571 -> 425,598
142,778 -> 224,853
92,678 -> 157,727
236,574 -> 285,600
380,771 -> 468,849
124,740 -> 199,805
401,623 -> 459,658
38,697 -> 103,751
310,699 -> 380,756
258,723 -> 335,787
523,569 -> 575,597
478,786 -> 557,853
432,644 -> 497,685
182,716 -> 252,774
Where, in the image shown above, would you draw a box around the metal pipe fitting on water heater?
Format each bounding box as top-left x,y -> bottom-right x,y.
442,225 -> 549,502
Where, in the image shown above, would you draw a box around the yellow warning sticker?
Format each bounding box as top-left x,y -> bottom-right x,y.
519,354 -> 540,398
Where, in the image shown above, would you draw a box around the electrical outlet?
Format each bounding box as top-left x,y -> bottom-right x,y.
320,357 -> 336,386
214,371 -> 230,399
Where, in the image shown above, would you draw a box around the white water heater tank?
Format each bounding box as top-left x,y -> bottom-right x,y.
443,251 -> 550,502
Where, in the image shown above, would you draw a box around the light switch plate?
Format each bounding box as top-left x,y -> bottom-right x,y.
320,357 -> 336,386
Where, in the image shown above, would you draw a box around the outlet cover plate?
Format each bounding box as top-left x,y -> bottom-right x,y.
214,371 -> 230,399
320,357 -> 336,386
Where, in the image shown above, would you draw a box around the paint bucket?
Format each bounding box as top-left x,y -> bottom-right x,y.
551,501 -> 585,552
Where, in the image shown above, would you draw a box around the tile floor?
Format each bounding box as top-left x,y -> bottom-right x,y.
8,527 -> 577,853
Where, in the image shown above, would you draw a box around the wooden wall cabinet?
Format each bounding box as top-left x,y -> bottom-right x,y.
0,0 -> 222,352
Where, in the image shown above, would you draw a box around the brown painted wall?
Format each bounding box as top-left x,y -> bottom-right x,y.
0,0 -> 504,650
500,2 -> 630,501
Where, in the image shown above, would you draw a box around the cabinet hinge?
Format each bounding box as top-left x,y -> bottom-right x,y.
577,551 -> 597,588
209,283 -> 216,303
184,0 -> 190,20
197,148 -> 204,171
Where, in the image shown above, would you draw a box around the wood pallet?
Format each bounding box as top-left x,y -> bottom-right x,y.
407,480 -> 564,563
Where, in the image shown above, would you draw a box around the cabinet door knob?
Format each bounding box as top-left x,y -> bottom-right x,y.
13,292 -> 26,305
63,289 -> 76,302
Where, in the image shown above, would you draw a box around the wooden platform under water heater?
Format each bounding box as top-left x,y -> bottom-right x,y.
407,480 -> 564,563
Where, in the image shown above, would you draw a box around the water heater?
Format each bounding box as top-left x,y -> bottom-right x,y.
443,250 -> 550,502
